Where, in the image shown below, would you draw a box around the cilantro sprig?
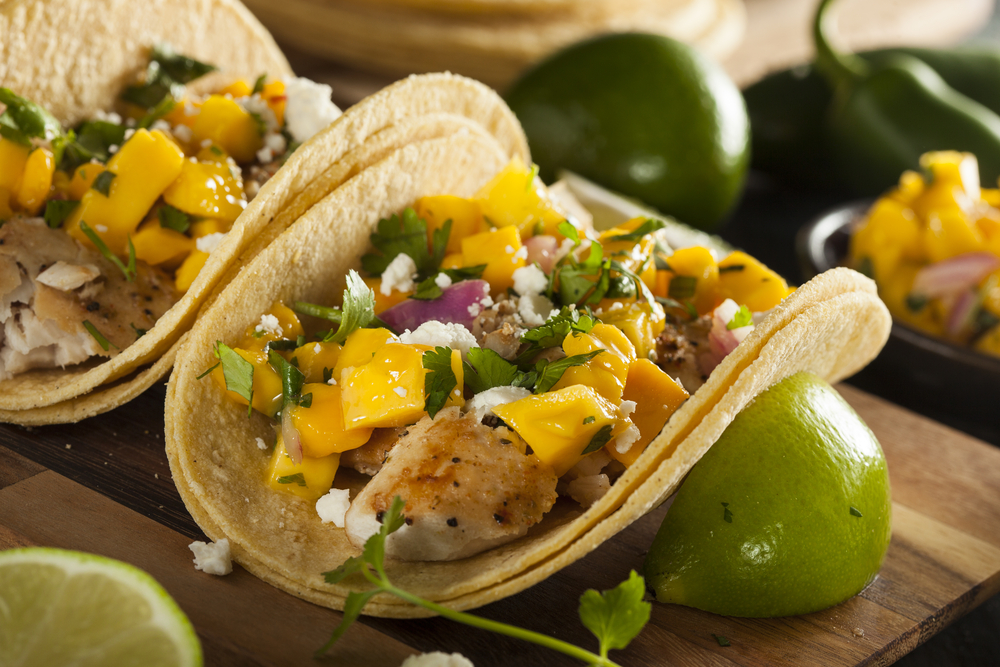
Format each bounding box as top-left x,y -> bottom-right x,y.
318,270 -> 376,344
121,44 -> 215,110
213,341 -> 254,415
78,221 -> 136,282
317,496 -> 650,665
422,347 -> 458,419
361,208 -> 449,280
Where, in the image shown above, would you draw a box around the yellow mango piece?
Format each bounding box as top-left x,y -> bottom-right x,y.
415,195 -> 484,254
552,322 -> 635,402
239,301 -> 305,351
973,323 -> 1000,358
980,271 -> 1000,319
611,359 -> 688,467
15,147 -> 55,215
68,162 -> 103,201
363,277 -> 412,314
600,217 -> 658,288
493,385 -> 623,477
340,343 -> 429,429
211,347 -> 283,417
462,225 -> 525,294
0,138 -> 29,192
924,209 -> 984,263
982,188 -> 1000,208
132,220 -> 195,267
163,98 -> 203,129
262,80 -> 287,127
66,129 -> 185,254
918,151 -> 981,205
889,170 -> 925,205
291,340 -> 343,384
333,327 -> 398,380
290,384 -> 373,458
175,250 -> 208,293
474,157 -> 568,238
441,253 -> 464,270
267,434 -> 340,501
717,251 -> 790,313
849,197 -> 922,284
598,301 -> 666,360
664,246 -> 720,315
162,158 -> 246,222
0,188 -> 13,220
191,95 -> 262,164
219,79 -> 253,98
51,170 -> 71,198
189,218 -> 231,238
877,261 -> 944,336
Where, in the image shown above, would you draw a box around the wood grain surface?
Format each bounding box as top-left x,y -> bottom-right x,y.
1,382 -> 998,666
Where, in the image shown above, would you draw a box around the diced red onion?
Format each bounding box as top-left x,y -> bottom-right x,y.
379,279 -> 490,332
703,299 -> 756,373
525,235 -> 559,273
912,252 -> 1000,298
281,410 -> 303,465
946,290 -> 978,337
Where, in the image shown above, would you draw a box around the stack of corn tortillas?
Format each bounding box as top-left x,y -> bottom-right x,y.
165,72 -> 891,617
240,0 -> 746,89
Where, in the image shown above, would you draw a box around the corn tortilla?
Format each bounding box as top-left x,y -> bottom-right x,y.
165,78 -> 891,616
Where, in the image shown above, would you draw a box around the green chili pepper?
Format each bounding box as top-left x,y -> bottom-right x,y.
745,0 -> 1000,195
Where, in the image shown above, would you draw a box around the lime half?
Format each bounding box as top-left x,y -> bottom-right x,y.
0,548 -> 203,667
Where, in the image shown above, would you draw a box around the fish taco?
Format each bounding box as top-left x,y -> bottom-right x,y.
0,0 -> 525,425
165,79 -> 890,617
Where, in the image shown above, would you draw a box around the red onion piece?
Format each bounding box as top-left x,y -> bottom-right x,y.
946,290 -> 978,337
281,410 -> 303,464
379,279 -> 490,332
525,235 -> 559,273
912,252 -> 1000,298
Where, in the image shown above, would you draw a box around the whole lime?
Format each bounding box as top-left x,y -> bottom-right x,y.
505,32 -> 750,231
643,372 -> 892,617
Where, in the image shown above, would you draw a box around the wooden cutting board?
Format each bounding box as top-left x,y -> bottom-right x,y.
1,383 -> 998,666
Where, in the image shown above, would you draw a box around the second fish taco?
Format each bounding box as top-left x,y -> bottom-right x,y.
0,0 -> 526,425
165,73 -> 891,617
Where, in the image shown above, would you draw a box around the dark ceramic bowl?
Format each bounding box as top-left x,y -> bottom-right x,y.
797,201 -> 1000,422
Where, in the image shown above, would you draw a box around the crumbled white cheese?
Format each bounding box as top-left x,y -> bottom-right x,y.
619,400 -> 637,420
255,313 -> 282,336
264,132 -> 287,154
514,246 -> 528,261
240,96 -> 280,133
399,321 -> 479,360
256,146 -> 274,164
608,301 -> 624,312
465,386 -> 531,423
435,273 -> 453,289
151,119 -> 171,133
196,232 -> 226,254
189,538 -> 232,575
554,237 -> 577,262
124,128 -> 135,141
200,138 -> 212,148
255,437 -> 267,450
518,293 -> 555,327
95,224 -> 108,233
283,76 -> 342,143
480,295 -> 494,308
94,109 -> 123,125
467,303 -> 481,317
316,488 -> 351,528
400,653 -> 474,667
614,422 -> 641,454
393,386 -> 408,398
504,245 -> 515,255
381,253 -> 418,295
327,377 -> 337,386
172,124 -> 192,143
108,144 -> 119,155
512,265 -> 548,297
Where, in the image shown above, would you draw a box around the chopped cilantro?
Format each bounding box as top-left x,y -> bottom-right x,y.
82,320 -> 118,351
196,362 -> 220,380
463,348 -> 534,395
578,570 -> 651,655
324,270 -> 376,344
583,416 -> 596,425
323,367 -> 334,383
78,221 -> 136,282
277,473 -> 307,486
61,120 -> 127,170
521,307 -> 596,350
668,275 -> 697,301
856,256 -> 874,280
158,204 -> 190,233
215,341 -> 254,412
722,502 -> 733,523
534,350 -> 603,394
557,220 -> 580,245
605,218 -> 666,243
267,335 -> 306,352
655,296 -> 698,320
294,301 -> 342,323
712,634 -> 731,647
130,323 -> 147,339
0,87 -> 63,146
43,200 -> 79,229
268,348 -> 307,414
91,171 -> 116,196
252,73 -> 267,95
361,208 -> 448,280
905,294 -> 928,312
121,44 -> 215,110
719,264 -> 745,273
423,347 -> 458,419
726,304 -> 753,330
581,424 -> 613,454
137,96 -> 176,129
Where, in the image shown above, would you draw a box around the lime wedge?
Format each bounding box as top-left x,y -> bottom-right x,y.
0,548 -> 203,667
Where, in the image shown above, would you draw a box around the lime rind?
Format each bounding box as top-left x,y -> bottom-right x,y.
0,547 -> 203,667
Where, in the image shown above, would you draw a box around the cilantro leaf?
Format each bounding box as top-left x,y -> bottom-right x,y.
605,218 -> 667,243
0,87 -> 63,145
656,296 -> 698,320
326,270 -> 376,344
82,320 -> 118,351
214,341 -> 254,409
423,347 -> 458,419
277,473 -> 306,486
158,204 -> 190,233
79,221 -> 136,282
361,208 -> 445,280
252,73 -> 268,95
463,348 -> 529,395
608,260 -> 656,306
91,171 -> 116,196
121,44 -> 215,110
557,220 -> 580,244
667,275 -> 697,301
268,348 -> 306,412
411,276 -> 445,301
726,304 -> 753,330
43,200 -> 79,229
138,96 -> 177,129
521,307 -> 596,349
534,350 -> 603,394
578,570 -> 651,657
61,120 -> 127,169
582,424 -> 614,455
294,301 -> 342,323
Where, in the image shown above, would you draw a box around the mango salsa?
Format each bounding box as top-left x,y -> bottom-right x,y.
267,435 -> 340,501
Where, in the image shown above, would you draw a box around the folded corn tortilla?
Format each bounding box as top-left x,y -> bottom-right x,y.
164,75 -> 890,616
0,0 -> 527,424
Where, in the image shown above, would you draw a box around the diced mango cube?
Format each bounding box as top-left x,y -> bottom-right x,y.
415,195 -> 484,254
68,162 -> 103,201
66,129 -> 185,254
850,197 -> 922,284
132,220 -> 194,268
923,208 -> 985,263
610,359 -> 688,467
14,147 -> 55,215
163,97 -> 203,129
191,95 -> 262,164
239,301 -> 304,351
552,323 -> 635,403
0,188 -> 13,220
474,157 -> 568,238
462,225 -> 524,294
290,384 -> 373,458
162,158 -> 246,222
219,79 -> 253,99
262,80 -> 287,127
175,250 -> 208,293
598,302 -> 666,360
663,246 -> 720,315
189,218 -> 231,238
599,217 -> 658,288
717,251 -> 790,313
441,253 -> 464,270
340,343 -> 429,428
267,434 -> 340,501
211,347 -> 283,417
333,327 -> 398,380
0,138 -> 29,193
492,385 -> 623,477
292,340 -> 343,384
